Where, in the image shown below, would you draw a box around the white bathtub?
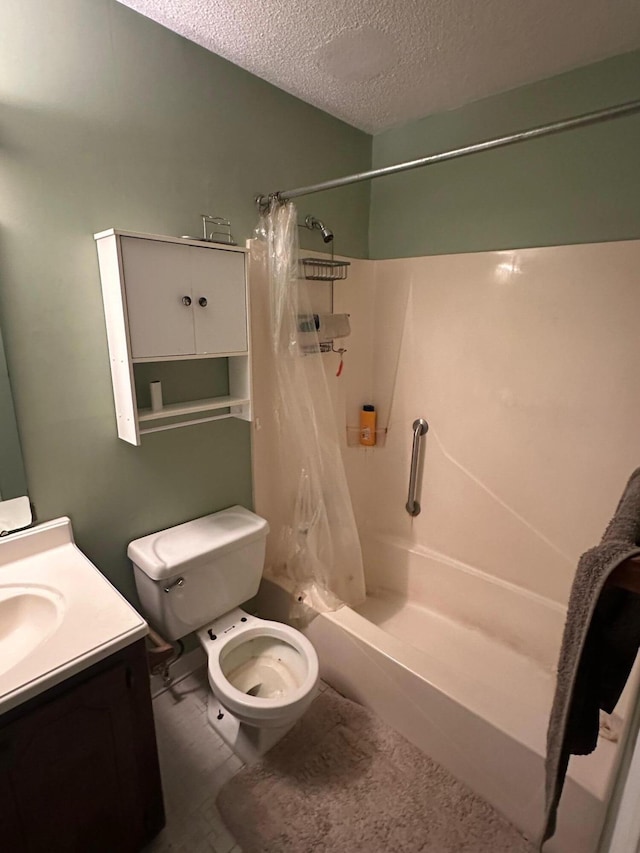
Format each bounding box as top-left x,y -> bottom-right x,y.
260,533 -> 626,853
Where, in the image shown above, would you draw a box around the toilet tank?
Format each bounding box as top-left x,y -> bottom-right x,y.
129,506 -> 270,640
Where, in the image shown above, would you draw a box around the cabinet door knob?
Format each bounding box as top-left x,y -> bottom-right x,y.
182,296 -> 192,306
198,297 -> 208,307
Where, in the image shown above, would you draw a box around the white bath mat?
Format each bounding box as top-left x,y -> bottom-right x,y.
217,686 -> 534,852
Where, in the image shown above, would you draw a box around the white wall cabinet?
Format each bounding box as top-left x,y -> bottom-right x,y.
94,229 -> 251,445
121,236 -> 247,359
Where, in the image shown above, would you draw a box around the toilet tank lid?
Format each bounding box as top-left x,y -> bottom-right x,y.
127,505 -> 270,581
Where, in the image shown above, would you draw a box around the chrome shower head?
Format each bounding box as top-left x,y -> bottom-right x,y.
305,215 -> 334,243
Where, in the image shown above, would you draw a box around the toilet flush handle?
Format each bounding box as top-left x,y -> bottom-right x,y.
163,576 -> 185,594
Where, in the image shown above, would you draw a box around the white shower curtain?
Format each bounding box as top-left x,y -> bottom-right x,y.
253,200 -> 365,624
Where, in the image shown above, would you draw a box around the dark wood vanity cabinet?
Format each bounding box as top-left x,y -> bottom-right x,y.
0,639 -> 164,853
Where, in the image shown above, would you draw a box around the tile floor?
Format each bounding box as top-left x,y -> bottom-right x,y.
144,666 -> 330,853
143,667 -> 243,853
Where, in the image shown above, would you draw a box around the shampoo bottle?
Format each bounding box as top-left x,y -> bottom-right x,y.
360,404 -> 376,446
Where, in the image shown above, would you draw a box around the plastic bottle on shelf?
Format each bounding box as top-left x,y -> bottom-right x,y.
150,380 -> 163,412
360,404 -> 376,447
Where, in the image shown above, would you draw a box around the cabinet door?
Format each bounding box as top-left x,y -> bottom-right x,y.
0,663 -> 146,853
121,237 -> 196,358
191,247 -> 247,354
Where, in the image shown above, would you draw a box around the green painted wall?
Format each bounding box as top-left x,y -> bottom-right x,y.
370,50 -> 640,259
0,0 -> 370,601
0,328 -> 27,501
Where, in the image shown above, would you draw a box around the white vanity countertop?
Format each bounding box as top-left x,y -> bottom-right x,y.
0,516 -> 148,715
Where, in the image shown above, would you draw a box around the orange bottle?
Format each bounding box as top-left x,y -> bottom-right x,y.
360,404 -> 376,447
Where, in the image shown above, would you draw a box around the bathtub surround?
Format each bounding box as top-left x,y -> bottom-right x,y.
328,240 -> 640,607
251,238 -> 640,851
218,686 -> 533,853
336,240 -> 640,851
543,469 -> 640,847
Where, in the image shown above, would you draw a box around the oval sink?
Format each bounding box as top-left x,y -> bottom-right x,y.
0,586 -> 64,677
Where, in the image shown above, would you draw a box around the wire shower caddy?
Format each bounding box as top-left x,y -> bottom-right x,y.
299,257 -> 350,281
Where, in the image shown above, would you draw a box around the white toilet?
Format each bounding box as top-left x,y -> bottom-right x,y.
129,506 -> 319,763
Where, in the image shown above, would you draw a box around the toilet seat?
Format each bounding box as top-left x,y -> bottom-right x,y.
200,609 -> 319,729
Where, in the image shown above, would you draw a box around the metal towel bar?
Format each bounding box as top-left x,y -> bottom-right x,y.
406,419 -> 429,517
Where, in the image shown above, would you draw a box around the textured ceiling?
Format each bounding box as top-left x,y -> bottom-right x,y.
118,0 -> 640,133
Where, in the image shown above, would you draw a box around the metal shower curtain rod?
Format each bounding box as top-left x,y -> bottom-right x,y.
255,98 -> 640,207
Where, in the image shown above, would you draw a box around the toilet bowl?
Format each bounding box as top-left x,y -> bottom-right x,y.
197,608 -> 318,761
129,506 -> 319,763
200,608 -> 318,727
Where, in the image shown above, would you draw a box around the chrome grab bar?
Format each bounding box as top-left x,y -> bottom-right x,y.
406,419 -> 429,517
